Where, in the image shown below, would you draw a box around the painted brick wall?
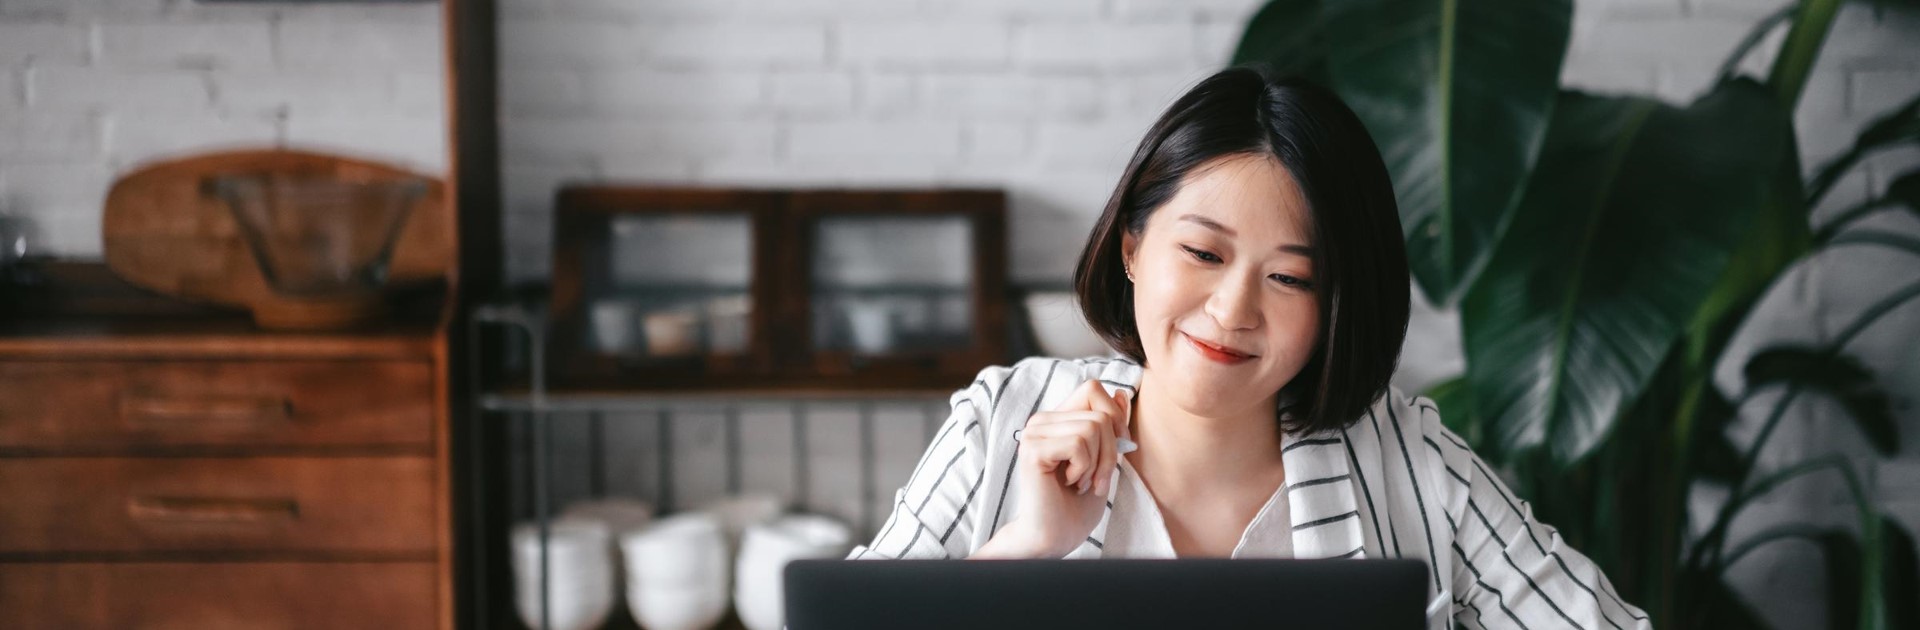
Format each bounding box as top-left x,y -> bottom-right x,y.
0,0 -> 446,255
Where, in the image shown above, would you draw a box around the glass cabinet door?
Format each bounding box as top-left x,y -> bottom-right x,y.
550,186 -> 1004,391
594,213 -> 755,360
808,215 -> 974,356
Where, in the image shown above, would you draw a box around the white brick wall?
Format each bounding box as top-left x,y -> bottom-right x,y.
496,0 -> 1262,283
0,0 -> 446,257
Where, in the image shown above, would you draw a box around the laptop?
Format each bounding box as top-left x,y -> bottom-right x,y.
784,558 -> 1430,629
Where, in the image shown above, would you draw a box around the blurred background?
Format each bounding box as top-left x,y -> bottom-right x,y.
0,0 -> 1915,628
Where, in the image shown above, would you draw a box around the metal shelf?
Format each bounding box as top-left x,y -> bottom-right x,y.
469,298 -> 953,630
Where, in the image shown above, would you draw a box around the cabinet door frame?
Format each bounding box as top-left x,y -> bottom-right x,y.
551,187 -> 786,389
549,186 -> 1008,391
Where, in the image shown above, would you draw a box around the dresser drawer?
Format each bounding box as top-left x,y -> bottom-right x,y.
0,457 -> 435,554
0,561 -> 437,629
0,360 -> 433,452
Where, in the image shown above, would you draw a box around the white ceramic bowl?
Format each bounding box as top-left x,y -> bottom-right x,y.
1023,291 -> 1112,358
627,584 -> 730,630
734,514 -> 855,630
512,518 -> 616,630
620,514 -> 729,630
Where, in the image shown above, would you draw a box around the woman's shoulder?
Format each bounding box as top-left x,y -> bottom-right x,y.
1340,386 -> 1471,464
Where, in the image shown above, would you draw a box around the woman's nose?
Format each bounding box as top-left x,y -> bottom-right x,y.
1204,275 -> 1261,331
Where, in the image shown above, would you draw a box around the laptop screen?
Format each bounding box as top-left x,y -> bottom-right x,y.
786,558 -> 1429,629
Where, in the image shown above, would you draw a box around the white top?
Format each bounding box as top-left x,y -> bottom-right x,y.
847,356 -> 1651,630
1100,450 -> 1293,559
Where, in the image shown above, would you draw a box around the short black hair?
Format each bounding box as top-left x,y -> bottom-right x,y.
1072,65 -> 1410,436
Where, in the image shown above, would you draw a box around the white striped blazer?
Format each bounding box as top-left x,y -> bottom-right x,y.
849,356 -> 1652,630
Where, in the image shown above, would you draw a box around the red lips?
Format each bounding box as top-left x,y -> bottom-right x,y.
1185,333 -> 1255,364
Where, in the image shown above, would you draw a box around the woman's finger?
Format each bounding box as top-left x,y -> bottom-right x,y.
1022,421 -> 1096,484
1084,384 -> 1125,438
1024,410 -> 1110,428
1091,409 -> 1116,496
1047,379 -> 1105,414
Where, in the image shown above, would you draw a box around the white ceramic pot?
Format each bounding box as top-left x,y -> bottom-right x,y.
512,518 -> 616,630
734,515 -> 855,630
843,299 -> 895,354
560,498 -> 656,596
590,300 -> 640,355
620,514 -> 729,630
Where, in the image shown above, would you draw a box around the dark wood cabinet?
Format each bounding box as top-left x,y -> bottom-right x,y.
0,290 -> 456,629
548,186 -> 1009,392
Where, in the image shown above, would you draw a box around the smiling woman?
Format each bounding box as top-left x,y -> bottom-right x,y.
846,66 -> 1651,630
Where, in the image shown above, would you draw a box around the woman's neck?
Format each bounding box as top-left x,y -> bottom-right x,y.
1126,368 -> 1285,493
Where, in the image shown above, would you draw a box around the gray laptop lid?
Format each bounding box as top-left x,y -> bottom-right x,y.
785,558 -> 1428,629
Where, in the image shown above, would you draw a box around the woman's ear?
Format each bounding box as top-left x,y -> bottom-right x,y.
1120,229 -> 1138,270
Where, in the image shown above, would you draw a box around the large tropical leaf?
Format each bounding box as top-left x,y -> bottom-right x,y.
1743,346 -> 1899,455
1232,0 -> 1573,304
1228,0 -> 1328,82
1817,169 -> 1920,241
1684,569 -> 1773,628
1460,79 -> 1794,464
1420,375 -> 1478,443
1691,386 -> 1745,484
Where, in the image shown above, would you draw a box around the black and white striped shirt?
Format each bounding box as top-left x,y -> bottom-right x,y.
848,356 -> 1651,630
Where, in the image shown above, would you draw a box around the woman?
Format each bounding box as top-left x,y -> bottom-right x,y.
848,66 -> 1650,629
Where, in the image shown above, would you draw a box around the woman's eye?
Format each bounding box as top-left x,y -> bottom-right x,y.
1271,274 -> 1314,290
1181,246 -> 1222,264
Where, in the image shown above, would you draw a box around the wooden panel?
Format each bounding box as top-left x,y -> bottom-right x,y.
0,360 -> 433,453
0,562 -> 436,629
0,457 -> 435,554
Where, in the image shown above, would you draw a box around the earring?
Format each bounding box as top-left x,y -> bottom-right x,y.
1125,266 -> 1135,283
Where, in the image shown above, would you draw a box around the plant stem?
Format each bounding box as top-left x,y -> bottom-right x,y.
1719,524 -> 1831,572
1695,278 -> 1920,571
1768,0 -> 1844,108
1813,199 -> 1892,242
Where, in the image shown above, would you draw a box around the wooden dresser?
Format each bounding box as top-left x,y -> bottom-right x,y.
0,266 -> 455,629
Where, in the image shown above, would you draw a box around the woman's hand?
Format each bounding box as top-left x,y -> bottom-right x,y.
974,379 -> 1133,559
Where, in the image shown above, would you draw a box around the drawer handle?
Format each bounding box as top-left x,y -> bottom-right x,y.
127,496 -> 301,523
120,395 -> 294,428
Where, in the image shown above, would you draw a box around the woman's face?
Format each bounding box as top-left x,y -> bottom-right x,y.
1122,153 -> 1321,417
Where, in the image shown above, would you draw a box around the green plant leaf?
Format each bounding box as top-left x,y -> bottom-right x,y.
1744,347 -> 1899,455
1460,79 -> 1794,465
1421,375 -> 1478,443
1884,517 -> 1920,630
1684,119 -> 1809,371
1685,569 -> 1773,628
1232,0 -> 1573,304
1712,525 -> 1869,629
1821,530 -> 1866,630
1692,388 -> 1746,483
1883,170 -> 1920,215
1808,92 -> 1920,207
1229,0 -> 1329,82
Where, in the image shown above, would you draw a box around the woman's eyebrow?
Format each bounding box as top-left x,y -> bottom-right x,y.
1176,213 -> 1314,256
